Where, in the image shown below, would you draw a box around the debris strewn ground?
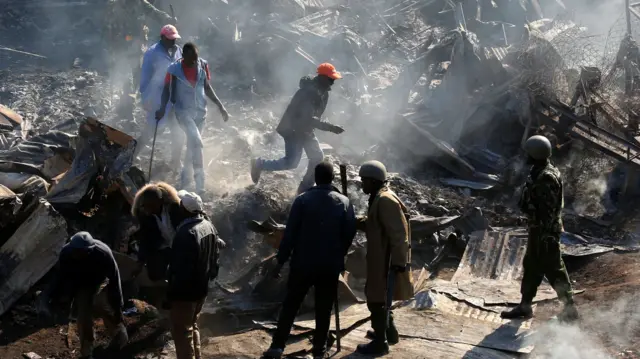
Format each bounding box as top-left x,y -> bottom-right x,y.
2,0 -> 640,358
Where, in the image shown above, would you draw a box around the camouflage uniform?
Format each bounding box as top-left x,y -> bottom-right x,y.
518,160 -> 574,305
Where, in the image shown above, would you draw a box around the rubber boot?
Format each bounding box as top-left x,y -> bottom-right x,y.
251,158 -> 262,184
107,323 -> 129,351
366,310 -> 399,345
194,168 -> 206,195
262,347 -> 283,359
500,301 -> 533,319
557,301 -> 579,323
356,305 -> 389,356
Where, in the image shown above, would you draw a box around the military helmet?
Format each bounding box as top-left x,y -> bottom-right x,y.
524,135 -> 552,160
359,160 -> 387,182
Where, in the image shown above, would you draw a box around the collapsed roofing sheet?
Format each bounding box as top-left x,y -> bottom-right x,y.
0,130 -> 74,180
392,306 -> 532,354
453,227 -> 530,282
560,232 -> 616,257
46,117 -> 138,205
429,278 -> 557,310
0,199 -> 67,316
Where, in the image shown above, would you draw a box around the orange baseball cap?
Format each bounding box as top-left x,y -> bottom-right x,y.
317,63 -> 342,80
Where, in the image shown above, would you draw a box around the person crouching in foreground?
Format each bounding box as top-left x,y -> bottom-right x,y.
167,190 -> 221,359
262,161 -> 357,359
38,232 -> 128,359
156,42 -> 230,195
356,160 -> 413,356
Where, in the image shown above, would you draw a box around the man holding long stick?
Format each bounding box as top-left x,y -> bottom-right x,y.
135,24 -> 184,170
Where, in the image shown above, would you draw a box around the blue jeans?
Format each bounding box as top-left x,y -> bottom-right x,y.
261,134 -> 324,191
176,111 -> 206,192
135,107 -> 185,168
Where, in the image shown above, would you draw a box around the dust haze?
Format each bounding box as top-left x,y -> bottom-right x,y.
527,293 -> 640,358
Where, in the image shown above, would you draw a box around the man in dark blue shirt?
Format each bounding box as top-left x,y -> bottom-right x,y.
263,161 -> 357,359
41,232 -> 127,359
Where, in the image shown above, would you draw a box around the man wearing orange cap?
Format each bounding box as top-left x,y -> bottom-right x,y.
251,63 -> 345,194
135,24 -> 185,170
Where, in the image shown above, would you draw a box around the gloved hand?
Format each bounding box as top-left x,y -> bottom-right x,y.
220,108 -> 230,122
329,124 -> 345,134
155,109 -> 165,121
390,265 -> 407,273
216,237 -> 227,249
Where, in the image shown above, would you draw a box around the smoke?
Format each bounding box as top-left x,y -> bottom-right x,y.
560,145 -> 614,217
526,294 -> 640,358
527,321 -> 611,359
571,176 -> 609,216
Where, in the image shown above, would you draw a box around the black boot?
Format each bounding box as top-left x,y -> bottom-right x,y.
251,158 -> 262,184
500,302 -> 533,319
557,302 -> 579,323
357,305 -> 389,356
366,310 -> 399,345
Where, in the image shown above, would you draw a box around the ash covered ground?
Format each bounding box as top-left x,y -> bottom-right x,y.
2,0 -> 640,358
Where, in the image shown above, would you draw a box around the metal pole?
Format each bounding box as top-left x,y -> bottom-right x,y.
627,0 -> 633,35
333,164 -> 348,352
147,122 -> 159,182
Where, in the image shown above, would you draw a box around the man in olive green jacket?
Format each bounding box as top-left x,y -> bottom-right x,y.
356,160 -> 412,356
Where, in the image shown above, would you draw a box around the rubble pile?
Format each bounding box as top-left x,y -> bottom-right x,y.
3,0 -> 640,357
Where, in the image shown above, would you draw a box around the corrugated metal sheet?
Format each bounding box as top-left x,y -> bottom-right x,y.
410,288 -> 531,326
393,307 -> 533,354
302,0 -> 327,8
484,46 -> 510,62
452,227 -> 529,282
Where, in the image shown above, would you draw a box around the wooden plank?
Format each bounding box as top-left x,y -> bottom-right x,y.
293,303 -> 370,331
0,104 -> 23,126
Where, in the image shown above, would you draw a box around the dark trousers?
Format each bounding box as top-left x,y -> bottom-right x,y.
271,271 -> 338,356
261,134 -> 324,193
76,284 -> 126,357
521,231 -> 574,304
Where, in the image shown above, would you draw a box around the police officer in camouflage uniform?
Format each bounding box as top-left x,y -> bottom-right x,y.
501,135 -> 579,322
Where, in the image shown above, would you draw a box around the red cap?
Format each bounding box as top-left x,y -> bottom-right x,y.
160,24 -> 181,40
317,63 -> 342,80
